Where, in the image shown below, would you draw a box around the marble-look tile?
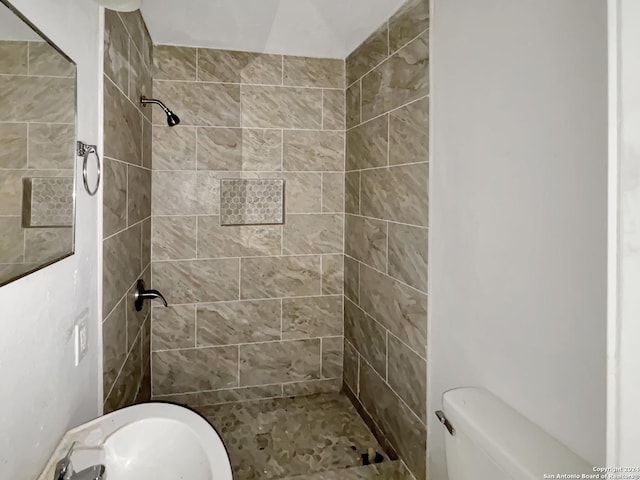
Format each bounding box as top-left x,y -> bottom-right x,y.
345,172 -> 360,215
141,217 -> 151,269
389,0 -> 429,53
151,215 -> 196,260
102,298 -> 127,396
362,33 -> 428,121
29,41 -> 75,77
24,228 -> 72,264
343,340 -> 359,393
283,214 -> 343,255
285,460 -> 413,480
241,86 -> 322,129
0,123 -> 27,168
0,41 -> 27,74
152,126 -> 196,170
198,385 -> 283,406
154,45 -> 197,80
283,378 -> 342,396
198,49 -> 282,84
152,346 -> 239,395
105,328 -> 142,411
103,223 -> 141,317
129,45 -> 152,112
0,169 -> 68,216
322,254 -> 344,295
359,264 -> 427,353
28,123 -> 74,169
197,127 -> 242,170
387,334 -> 426,422
152,171 -> 219,215
323,89 -> 345,130
347,24 -> 389,86
346,116 -> 388,171
283,130 -> 344,171
345,215 -> 387,271
345,299 -> 386,377
0,76 -> 74,123
153,80 -> 241,126
360,163 -> 428,226
344,255 -> 360,304
152,304 -> 196,351
152,258 -> 239,304
104,10 -> 129,93
197,299 -> 281,346
241,129 -> 282,171
322,337 -> 343,378
197,215 -> 281,258
388,223 -> 428,292
283,56 -> 344,88
152,392 -> 199,407
118,10 -> 152,68
283,172 -> 322,213
346,82 -> 361,129
104,77 -> 142,164
241,256 -> 321,299
140,317 -> 152,401
0,217 -> 24,264
239,339 -> 321,386
282,295 -> 342,339
126,266 -> 150,351
127,165 -> 151,225
358,362 -> 426,480
142,119 -> 153,168
389,97 -> 428,165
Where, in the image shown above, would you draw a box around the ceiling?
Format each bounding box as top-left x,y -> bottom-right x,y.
141,0 -> 406,59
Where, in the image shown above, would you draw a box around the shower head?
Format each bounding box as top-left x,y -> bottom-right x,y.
140,97 -> 181,127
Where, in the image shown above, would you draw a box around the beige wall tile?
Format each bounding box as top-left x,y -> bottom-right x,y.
152,258 -> 239,304
0,170 -> 69,216
343,339 -> 359,393
388,222 -> 428,292
361,32 -> 428,121
322,254 -> 344,295
152,126 -> 196,170
153,80 -> 241,126
0,123 -> 27,169
322,173 -> 345,213
241,129 -> 282,171
103,298 -> 127,396
241,85 -> 322,129
283,378 -> 342,396
241,256 -> 321,299
345,215 -> 387,271
0,217 -> 24,264
24,228 -> 72,264
283,172 -> 322,213
119,10 -> 153,67
283,56 -> 344,88
283,214 -> 343,255
105,332 -> 142,410
197,384 -> 282,406
197,215 -> 281,258
152,171 -> 219,215
344,256 -> 360,304
0,41 -> 27,75
283,130 -> 344,171
322,336 -> 343,378
152,304 -> 196,350
152,346 -> 239,395
345,172 -> 360,215
359,264 -> 427,353
197,127 -> 242,170
28,124 -> 74,170
104,77 -> 142,164
154,45 -> 197,80
127,165 -> 151,225
0,76 -> 74,123
29,42 -> 75,77
323,89 -> 345,130
360,163 -> 428,226
126,266 -> 150,351
346,82 -> 361,129
387,334 -> 426,421
142,119 -> 153,169
346,24 -> 389,86
152,392 -> 199,407
198,49 -> 282,84
282,295 -> 342,339
239,339 -> 321,386
103,223 -> 141,317
142,217 -> 151,269
389,97 -> 429,165
152,215 -> 196,260
389,0 -> 429,53
345,298 -> 386,377
346,115 -> 388,171
197,299 -> 281,346
104,11 -> 129,93
129,45 -> 152,110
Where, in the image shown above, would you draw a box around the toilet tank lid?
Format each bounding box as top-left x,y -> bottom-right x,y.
442,388 -> 592,479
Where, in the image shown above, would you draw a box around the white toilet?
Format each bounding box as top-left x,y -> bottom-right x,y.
439,387 -> 593,480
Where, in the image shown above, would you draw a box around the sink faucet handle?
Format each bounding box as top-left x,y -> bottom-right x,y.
54,442 -> 77,480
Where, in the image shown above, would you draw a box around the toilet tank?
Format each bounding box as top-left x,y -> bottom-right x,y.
441,388 -> 592,480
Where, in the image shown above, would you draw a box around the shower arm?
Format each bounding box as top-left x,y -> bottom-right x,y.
140,97 -> 170,113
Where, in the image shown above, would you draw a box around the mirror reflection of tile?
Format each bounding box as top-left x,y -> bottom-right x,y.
219,178 -> 285,226
22,177 -> 74,227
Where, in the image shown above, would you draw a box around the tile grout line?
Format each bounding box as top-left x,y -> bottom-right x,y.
151,334 -> 344,353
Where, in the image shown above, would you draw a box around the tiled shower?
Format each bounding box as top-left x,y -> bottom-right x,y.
101,0 -> 428,477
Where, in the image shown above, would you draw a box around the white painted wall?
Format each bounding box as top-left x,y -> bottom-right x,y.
608,0 -> 640,465
0,0 -> 102,478
428,1 -> 608,478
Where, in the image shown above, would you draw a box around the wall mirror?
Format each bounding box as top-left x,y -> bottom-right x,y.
0,0 -> 77,287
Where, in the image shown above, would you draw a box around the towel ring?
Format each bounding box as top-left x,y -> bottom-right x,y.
77,141 -> 101,196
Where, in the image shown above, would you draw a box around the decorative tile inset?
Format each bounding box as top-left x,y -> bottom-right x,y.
220,178 -> 284,226
22,177 -> 73,227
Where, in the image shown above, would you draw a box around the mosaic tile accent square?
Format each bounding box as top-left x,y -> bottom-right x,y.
220,178 -> 284,226
22,177 -> 74,227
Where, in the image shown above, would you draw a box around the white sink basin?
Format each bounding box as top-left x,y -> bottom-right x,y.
37,403 -> 233,480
